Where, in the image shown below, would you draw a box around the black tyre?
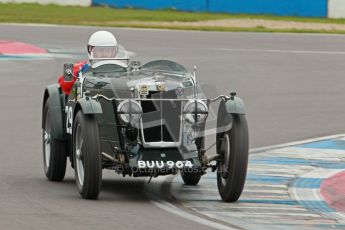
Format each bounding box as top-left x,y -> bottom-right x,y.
42,98 -> 67,181
181,171 -> 201,185
181,136 -> 204,186
73,111 -> 102,199
216,114 -> 249,202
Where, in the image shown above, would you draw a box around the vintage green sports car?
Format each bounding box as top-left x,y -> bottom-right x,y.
42,47 -> 249,201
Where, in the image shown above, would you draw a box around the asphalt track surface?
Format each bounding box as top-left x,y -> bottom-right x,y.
0,24 -> 345,230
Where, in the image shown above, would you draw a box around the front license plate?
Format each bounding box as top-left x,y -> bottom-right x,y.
138,160 -> 193,169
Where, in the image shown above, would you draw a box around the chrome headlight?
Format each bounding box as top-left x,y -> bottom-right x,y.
117,100 -> 142,125
183,100 -> 208,124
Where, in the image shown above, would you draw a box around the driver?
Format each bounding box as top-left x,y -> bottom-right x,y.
58,30 -> 119,94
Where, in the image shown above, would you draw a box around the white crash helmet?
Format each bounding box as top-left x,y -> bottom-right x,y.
87,31 -> 118,61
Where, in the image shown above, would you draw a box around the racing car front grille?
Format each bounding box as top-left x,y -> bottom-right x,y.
141,91 -> 181,143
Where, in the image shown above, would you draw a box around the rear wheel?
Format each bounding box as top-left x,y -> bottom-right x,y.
42,99 -> 67,181
216,114 -> 249,202
73,111 -> 102,199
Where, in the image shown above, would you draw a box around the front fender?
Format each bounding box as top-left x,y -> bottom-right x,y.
42,84 -> 65,140
223,96 -> 246,115
216,96 -> 246,134
75,98 -> 103,115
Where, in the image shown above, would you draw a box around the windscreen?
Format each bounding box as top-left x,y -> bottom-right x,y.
90,63 -> 127,78
141,60 -> 192,78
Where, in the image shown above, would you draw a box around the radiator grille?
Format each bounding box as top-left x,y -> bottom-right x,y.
141,90 -> 181,143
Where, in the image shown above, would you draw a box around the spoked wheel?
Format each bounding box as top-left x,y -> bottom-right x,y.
42,98 -> 67,181
75,124 -> 85,189
216,114 -> 249,202
73,111 -> 102,199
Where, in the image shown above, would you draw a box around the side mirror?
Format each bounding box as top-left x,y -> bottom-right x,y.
63,63 -> 75,82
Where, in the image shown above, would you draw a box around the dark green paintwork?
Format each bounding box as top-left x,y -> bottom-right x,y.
224,96 -> 246,115
42,60 -> 246,175
42,84 -> 65,140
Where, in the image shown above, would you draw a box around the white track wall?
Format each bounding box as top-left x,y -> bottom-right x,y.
329,0 -> 345,18
0,0 -> 91,6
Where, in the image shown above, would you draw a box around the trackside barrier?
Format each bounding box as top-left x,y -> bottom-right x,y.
92,0 -> 328,17
328,0 -> 345,18
93,0 -> 345,18
2,0 -> 345,18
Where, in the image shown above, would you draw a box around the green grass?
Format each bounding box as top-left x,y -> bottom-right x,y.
2,3 -> 345,33
92,23 -> 345,34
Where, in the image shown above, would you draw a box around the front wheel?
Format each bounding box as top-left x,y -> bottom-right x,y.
42,98 -> 67,181
73,111 -> 102,199
181,137 -> 204,186
181,171 -> 201,185
216,114 -> 249,202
